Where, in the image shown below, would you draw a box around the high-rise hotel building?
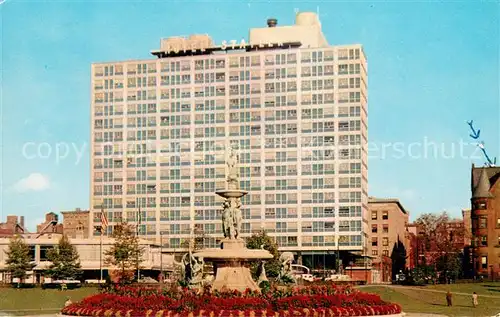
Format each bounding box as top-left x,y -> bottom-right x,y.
90,13 -> 368,264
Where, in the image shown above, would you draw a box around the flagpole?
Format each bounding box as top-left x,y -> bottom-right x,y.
137,204 -> 141,281
100,226 -> 103,282
99,208 -> 104,283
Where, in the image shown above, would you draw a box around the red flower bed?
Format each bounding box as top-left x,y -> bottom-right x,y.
62,284 -> 402,317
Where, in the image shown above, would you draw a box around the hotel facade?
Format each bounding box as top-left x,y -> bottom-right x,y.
90,13 -> 368,265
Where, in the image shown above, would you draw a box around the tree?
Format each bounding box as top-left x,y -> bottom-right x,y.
246,230 -> 280,279
4,236 -> 35,285
105,222 -> 144,284
415,212 -> 467,280
407,265 -> 436,285
390,237 -> 407,280
46,235 -> 82,280
436,252 -> 462,283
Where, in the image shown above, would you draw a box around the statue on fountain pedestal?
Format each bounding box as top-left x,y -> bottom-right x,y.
278,252 -> 295,283
222,200 -> 235,239
227,146 -> 239,189
222,197 -> 243,240
232,198 -> 242,239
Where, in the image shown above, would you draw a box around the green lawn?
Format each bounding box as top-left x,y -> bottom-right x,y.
422,282 -> 500,296
362,283 -> 500,317
0,287 -> 98,316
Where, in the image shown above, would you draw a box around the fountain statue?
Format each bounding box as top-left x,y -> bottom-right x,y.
277,252 -> 295,283
257,261 -> 269,285
194,146 -> 273,292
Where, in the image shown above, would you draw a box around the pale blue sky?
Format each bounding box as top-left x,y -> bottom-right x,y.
1,1 -> 499,231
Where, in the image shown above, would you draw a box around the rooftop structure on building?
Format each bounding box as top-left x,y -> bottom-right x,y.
36,212 -> 64,237
0,215 -> 27,237
90,12 -> 368,269
62,208 -> 91,239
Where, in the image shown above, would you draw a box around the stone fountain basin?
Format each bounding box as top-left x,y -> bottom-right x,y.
215,189 -> 248,198
194,248 -> 273,261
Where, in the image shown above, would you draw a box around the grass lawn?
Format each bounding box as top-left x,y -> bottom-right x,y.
362,283 -> 500,317
422,282 -> 500,296
0,287 -> 98,316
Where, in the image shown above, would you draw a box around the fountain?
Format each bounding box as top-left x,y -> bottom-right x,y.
61,146 -> 404,317
194,146 -> 273,292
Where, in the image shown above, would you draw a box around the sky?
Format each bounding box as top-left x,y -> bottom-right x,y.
1,0 -> 499,231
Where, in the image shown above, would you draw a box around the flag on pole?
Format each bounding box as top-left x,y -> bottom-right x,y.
100,209 -> 109,229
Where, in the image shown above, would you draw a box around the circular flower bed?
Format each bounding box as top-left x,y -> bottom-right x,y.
62,284 -> 401,317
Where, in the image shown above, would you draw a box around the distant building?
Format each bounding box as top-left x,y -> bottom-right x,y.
0,215 -> 27,237
462,208 -> 473,278
36,212 -> 64,235
368,197 -> 409,282
62,208 -> 90,239
0,234 -> 175,283
405,223 -> 419,269
470,165 -> 500,279
462,208 -> 472,246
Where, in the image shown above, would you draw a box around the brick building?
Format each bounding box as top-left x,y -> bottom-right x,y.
0,215 -> 27,237
36,212 -> 64,235
470,165 -> 500,279
368,198 -> 410,282
62,208 -> 90,238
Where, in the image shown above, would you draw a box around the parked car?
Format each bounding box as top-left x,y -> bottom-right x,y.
294,273 -> 316,282
325,274 -> 351,282
84,279 -> 106,284
138,277 -> 158,283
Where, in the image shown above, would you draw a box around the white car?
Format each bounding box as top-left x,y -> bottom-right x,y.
295,274 -> 315,282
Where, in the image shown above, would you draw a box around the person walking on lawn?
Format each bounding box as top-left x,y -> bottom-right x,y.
446,291 -> 453,307
472,292 -> 478,308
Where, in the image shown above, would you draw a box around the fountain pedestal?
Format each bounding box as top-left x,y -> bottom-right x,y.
193,148 -> 274,292
195,238 -> 273,292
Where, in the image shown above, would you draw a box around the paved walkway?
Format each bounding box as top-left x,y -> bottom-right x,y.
405,313 -> 449,317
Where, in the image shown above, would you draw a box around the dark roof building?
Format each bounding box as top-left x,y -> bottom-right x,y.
470,164 -> 500,278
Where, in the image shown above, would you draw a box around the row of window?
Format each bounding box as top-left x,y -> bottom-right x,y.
371,210 -> 389,220
473,235 -> 500,247
371,224 -> 389,233
98,67 -> 357,90
93,163 -> 364,182
94,99 -> 364,115
92,203 -> 363,219
93,190 -> 363,208
95,176 -> 363,194
94,113 -> 364,133
94,153 -> 363,172
471,217 -> 500,229
94,49 -> 363,77
95,205 -> 362,222
371,237 -> 390,247
94,90 -> 365,106
371,249 -> 389,257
